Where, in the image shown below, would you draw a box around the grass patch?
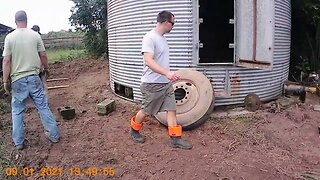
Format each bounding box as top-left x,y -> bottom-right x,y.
46,49 -> 88,63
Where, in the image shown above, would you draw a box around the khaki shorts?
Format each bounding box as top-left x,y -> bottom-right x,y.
140,82 -> 176,115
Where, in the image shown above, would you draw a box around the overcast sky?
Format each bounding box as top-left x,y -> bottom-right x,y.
0,0 -> 75,34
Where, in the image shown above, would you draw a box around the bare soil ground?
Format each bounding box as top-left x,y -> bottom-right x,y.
1,57 -> 320,180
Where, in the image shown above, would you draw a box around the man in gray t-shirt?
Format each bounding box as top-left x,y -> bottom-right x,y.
129,11 -> 192,149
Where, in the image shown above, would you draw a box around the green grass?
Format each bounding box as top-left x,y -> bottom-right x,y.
46,49 -> 88,63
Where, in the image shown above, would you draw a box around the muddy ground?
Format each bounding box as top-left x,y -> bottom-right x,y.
1,57 -> 320,180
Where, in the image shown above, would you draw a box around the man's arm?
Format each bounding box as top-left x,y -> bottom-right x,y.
144,52 -> 169,75
144,52 -> 180,81
2,56 -> 11,82
38,51 -> 49,69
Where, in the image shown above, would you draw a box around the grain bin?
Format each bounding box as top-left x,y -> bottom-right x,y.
107,0 -> 291,129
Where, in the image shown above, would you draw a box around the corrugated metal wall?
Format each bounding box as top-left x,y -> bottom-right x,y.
107,0 -> 291,106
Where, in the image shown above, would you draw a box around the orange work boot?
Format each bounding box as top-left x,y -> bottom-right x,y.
169,125 -> 193,149
130,116 -> 145,143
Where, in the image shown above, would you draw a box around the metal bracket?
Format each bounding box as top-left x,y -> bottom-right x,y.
199,18 -> 204,24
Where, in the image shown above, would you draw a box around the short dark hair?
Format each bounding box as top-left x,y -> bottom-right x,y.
157,11 -> 174,23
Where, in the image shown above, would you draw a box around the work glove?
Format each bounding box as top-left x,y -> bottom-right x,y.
39,69 -> 50,79
3,82 -> 11,94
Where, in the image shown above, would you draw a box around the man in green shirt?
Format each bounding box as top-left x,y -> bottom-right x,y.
2,10 -> 60,150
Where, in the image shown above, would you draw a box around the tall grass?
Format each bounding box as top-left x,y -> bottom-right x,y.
46,49 -> 88,63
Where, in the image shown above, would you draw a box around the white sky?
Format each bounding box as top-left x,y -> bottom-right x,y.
0,0 -> 75,34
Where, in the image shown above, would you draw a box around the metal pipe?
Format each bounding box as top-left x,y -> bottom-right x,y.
283,84 -> 307,102
283,84 -> 306,95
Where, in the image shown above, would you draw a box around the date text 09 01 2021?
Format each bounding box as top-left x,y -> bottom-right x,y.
4,167 -> 115,177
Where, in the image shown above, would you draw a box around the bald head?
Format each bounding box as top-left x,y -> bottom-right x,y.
15,10 -> 27,22
15,10 -> 28,28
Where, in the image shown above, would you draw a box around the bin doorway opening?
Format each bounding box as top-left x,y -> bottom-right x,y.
199,0 -> 234,63
114,82 -> 133,100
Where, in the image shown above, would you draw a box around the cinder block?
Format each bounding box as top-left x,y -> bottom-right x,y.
59,106 -> 76,120
96,99 -> 115,115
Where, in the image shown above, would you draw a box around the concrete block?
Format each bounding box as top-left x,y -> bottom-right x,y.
59,106 -> 76,120
96,99 -> 115,115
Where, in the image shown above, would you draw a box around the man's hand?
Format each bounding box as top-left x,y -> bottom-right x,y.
165,71 -> 180,82
43,69 -> 50,79
40,69 -> 50,79
3,82 -> 11,94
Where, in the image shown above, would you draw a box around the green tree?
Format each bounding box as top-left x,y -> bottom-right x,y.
69,0 -> 107,56
291,0 -> 320,80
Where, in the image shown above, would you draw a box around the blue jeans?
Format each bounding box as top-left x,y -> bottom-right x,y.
11,75 -> 60,146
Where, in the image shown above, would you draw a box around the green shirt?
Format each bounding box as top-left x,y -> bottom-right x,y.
2,28 -> 45,82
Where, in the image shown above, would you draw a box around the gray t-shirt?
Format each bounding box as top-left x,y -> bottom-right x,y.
141,29 -> 170,83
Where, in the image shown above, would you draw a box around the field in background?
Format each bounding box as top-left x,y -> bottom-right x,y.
42,36 -> 83,50
42,32 -> 88,62
42,32 -> 87,62
1,31 -> 87,63
47,49 -> 88,63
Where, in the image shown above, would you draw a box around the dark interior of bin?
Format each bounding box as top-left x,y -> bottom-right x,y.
114,82 -> 133,100
199,0 -> 234,63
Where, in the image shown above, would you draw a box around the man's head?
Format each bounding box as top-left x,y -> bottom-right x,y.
156,11 -> 175,34
32,25 -> 41,35
32,25 -> 40,32
15,10 -> 27,22
15,10 -> 27,27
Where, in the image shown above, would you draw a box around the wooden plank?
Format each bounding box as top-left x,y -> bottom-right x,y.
48,85 -> 70,90
47,78 -> 69,82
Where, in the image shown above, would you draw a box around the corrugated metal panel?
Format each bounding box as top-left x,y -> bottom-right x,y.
211,0 -> 291,106
107,0 -> 291,106
107,0 -> 193,101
